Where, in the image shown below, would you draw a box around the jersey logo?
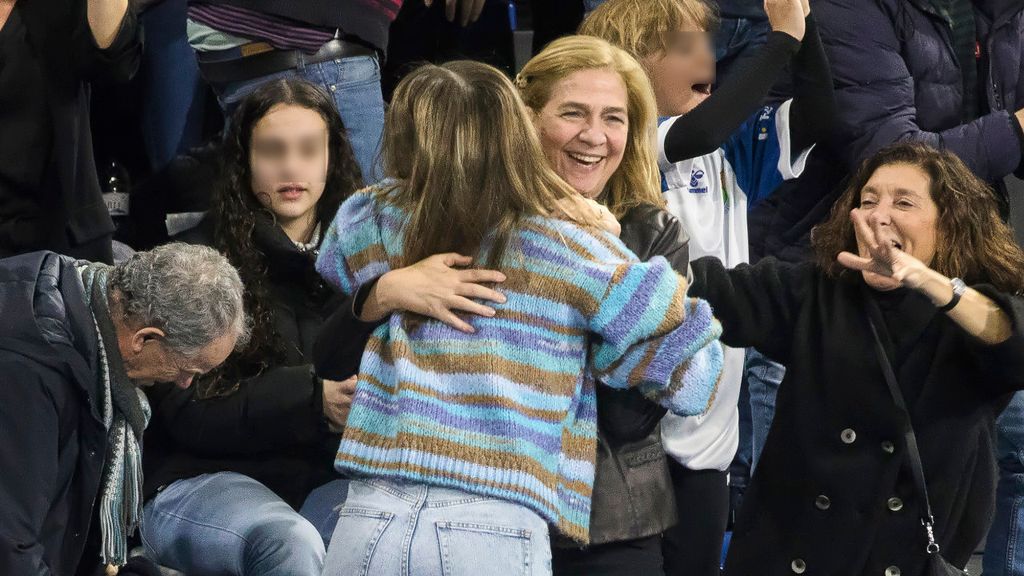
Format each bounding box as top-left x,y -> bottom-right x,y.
689,169 -> 708,194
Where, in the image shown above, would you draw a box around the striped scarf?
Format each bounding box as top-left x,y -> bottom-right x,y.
78,263 -> 151,569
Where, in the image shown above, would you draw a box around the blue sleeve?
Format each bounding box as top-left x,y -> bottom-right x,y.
724,106 -> 785,210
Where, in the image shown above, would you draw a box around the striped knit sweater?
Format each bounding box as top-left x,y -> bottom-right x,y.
315,188 -> 724,543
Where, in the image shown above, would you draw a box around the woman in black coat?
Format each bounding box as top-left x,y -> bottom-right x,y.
139,78 -> 371,576
699,142 -> 1024,576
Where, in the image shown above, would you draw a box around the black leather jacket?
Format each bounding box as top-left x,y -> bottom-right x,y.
557,203 -> 691,546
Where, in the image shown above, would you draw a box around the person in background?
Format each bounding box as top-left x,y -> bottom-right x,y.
581,0 -> 834,571
516,35 -> 688,575
0,0 -> 141,263
139,79 -> 367,576
0,243 -> 249,576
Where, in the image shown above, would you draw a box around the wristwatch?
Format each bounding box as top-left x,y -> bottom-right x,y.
937,277 -> 967,312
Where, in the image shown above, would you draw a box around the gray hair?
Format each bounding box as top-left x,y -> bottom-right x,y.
109,243 -> 251,357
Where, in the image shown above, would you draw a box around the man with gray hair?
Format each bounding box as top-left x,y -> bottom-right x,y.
0,243 -> 249,576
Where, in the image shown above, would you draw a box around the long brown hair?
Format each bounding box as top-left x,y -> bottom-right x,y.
813,142 -> 1024,294
516,35 -> 664,218
202,78 -> 363,397
378,60 -> 581,268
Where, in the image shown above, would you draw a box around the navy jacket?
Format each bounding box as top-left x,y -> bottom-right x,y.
750,0 -> 1024,263
0,252 -> 108,576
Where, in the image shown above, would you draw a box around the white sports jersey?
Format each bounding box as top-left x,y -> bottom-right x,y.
659,99 -> 812,471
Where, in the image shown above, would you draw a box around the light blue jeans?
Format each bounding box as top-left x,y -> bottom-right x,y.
141,472 -> 326,576
211,54 -> 386,184
323,478 -> 553,576
984,391 -> 1024,575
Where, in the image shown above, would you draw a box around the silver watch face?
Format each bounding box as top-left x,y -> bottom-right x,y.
951,277 -> 968,296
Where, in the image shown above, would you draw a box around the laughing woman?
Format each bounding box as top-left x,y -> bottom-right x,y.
315,60 -> 724,576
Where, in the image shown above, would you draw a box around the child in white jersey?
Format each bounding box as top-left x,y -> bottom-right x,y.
581,0 -> 835,572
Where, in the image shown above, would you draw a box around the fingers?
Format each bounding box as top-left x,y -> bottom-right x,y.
340,376 -> 358,394
446,295 -> 498,318
457,268 -> 507,285
850,208 -> 879,253
445,0 -> 457,22
457,282 -> 507,304
439,253 -> 473,267
836,251 -> 873,272
437,309 -> 476,333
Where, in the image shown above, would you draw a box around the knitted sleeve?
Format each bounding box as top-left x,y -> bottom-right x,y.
587,255 -> 724,417
315,190 -> 394,297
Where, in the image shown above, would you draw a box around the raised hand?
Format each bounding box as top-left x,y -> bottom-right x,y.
836,208 -> 930,290
765,0 -> 806,41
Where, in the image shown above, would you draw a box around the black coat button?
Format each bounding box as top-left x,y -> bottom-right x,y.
841,428 -> 857,444
887,497 -> 904,512
815,495 -> 831,510
791,559 -> 807,574
881,441 -> 895,454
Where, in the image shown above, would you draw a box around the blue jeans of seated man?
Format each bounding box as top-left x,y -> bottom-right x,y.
984,391 -> 1024,576
141,472 -> 326,576
208,54 -> 386,184
322,478 -> 553,576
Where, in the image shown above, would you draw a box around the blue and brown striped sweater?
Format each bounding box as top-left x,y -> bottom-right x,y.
316,189 -> 724,543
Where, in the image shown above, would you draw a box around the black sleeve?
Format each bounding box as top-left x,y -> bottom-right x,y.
0,362 -> 58,575
662,31 -> 801,163
597,387 -> 668,444
688,256 -> 811,363
76,2 -> 142,83
154,364 -> 327,458
965,285 -> 1024,394
313,278 -> 387,380
788,16 -> 837,153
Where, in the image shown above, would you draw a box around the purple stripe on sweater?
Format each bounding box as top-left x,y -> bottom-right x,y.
356,389 -> 565,452
188,4 -> 334,53
599,263 -> 664,345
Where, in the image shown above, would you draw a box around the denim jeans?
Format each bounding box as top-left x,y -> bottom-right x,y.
984,391 -> 1024,576
140,0 -> 207,171
141,472 -> 326,576
746,348 -> 784,472
323,478 -> 553,576
209,54 -> 386,184
298,477 -> 351,549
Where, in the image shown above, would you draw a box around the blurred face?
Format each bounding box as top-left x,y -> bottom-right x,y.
643,25 -> 715,116
117,325 -> 238,389
249,104 -> 329,234
533,68 -> 629,199
855,163 -> 940,290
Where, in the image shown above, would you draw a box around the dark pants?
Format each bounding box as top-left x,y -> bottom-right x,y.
662,463 -> 730,576
552,534 -> 664,576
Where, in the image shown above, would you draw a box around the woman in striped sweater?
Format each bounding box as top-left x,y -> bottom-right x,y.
315,60 -> 724,576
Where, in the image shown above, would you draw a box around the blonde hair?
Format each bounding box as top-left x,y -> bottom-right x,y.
380,60 -> 581,268
516,35 -> 664,218
579,0 -> 717,62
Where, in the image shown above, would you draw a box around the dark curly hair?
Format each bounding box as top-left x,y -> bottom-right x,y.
199,78 -> 363,398
813,142 -> 1024,294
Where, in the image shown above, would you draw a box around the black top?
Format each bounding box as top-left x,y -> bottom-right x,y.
0,0 -> 141,263
687,257 -> 1024,575
0,5 -> 56,254
662,18 -> 836,163
142,217 -> 378,509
